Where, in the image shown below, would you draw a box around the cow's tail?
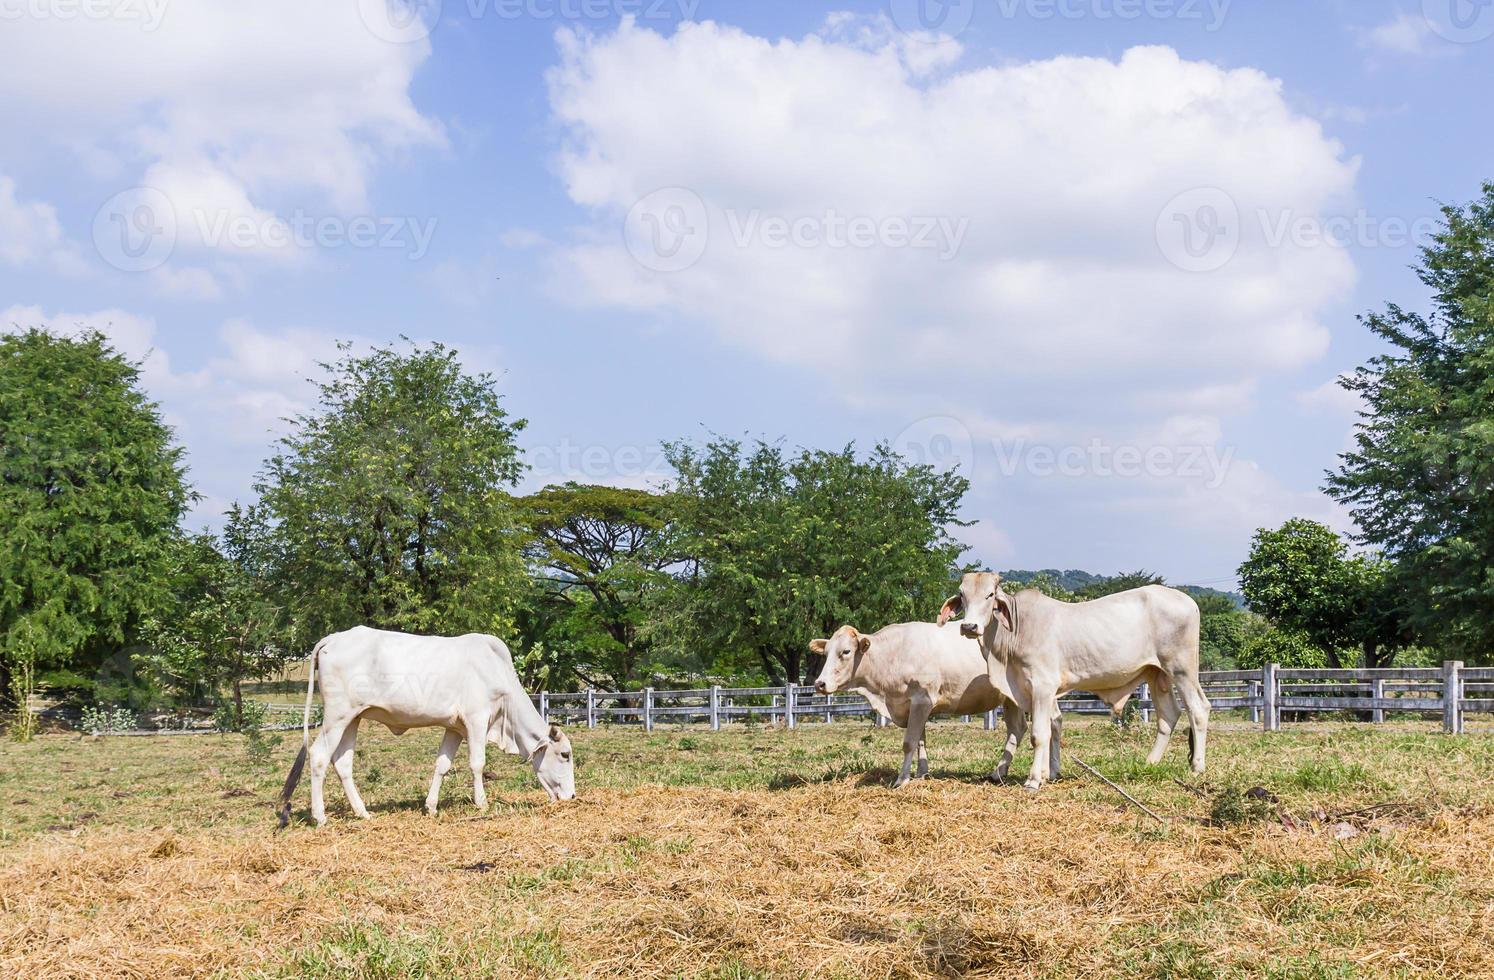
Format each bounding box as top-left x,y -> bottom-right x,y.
277,638 -> 326,829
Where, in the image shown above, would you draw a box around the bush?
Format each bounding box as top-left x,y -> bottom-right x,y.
213,698 -> 269,733
80,705 -> 138,736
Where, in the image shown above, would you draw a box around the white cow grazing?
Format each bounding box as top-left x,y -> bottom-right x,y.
809,621 -> 1060,788
278,626 -> 574,828
939,572 -> 1209,791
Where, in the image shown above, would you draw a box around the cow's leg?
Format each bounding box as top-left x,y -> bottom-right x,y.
1176,674 -> 1211,773
1048,707 -> 1063,781
1025,692 -> 1057,792
308,712 -> 354,827
916,733 -> 929,779
465,716 -> 490,811
426,728 -> 462,816
331,719 -> 370,820
991,704 -> 1027,783
893,699 -> 932,788
1146,682 -> 1182,764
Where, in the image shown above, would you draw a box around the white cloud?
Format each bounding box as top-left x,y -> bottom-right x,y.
1,303 -> 174,390
0,176 -> 86,274
1297,374 -> 1365,417
1359,12 -> 1445,57
546,19 -> 1357,408
0,1 -> 442,279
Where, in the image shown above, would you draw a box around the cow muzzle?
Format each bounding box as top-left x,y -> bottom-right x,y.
960,622 -> 980,639
814,679 -> 828,694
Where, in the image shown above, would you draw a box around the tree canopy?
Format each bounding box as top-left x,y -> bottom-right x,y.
254,341 -> 529,645
0,330 -> 190,736
1327,181 -> 1494,660
658,439 -> 970,683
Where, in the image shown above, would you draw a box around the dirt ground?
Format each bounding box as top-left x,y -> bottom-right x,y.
3,718 -> 1492,978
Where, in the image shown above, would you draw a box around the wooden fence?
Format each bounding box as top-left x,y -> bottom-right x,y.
530,662 -> 1494,736
50,662 -> 1494,735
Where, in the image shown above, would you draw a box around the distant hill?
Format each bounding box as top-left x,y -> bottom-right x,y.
1000,568 -> 1245,610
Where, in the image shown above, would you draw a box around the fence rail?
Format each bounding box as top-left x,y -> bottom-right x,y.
41,662 -> 1494,736
527,661 -> 1490,736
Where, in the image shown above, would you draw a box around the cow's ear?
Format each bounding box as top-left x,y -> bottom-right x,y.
937,594 -> 963,626
856,635 -> 871,654
548,723 -> 563,741
809,638 -> 828,654
994,591 -> 1015,632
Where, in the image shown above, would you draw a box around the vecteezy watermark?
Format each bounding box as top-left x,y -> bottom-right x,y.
891,415 -> 1237,489
889,0 -> 977,38
889,0 -> 1231,38
891,415 -> 977,476
623,188 -> 970,273
356,0 -> 701,44
624,187 -> 710,273
528,439 -> 671,484
1157,186 -> 1441,272
991,438 -> 1235,488
91,187 -> 439,271
93,187 -> 177,273
1155,187 -> 1240,273
0,0 -> 169,30
1421,0 -> 1494,43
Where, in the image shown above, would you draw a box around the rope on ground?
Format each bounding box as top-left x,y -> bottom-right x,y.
1069,755 -> 1168,825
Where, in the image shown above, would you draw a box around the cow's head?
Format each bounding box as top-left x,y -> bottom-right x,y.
938,571 -> 1014,642
810,625 -> 871,695
528,723 -> 575,802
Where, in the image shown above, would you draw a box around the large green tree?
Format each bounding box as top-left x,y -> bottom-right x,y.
1238,518 -> 1406,668
1326,181 -> 1494,661
255,341 -> 528,643
659,439 -> 969,683
518,483 -> 678,688
0,330 -> 190,737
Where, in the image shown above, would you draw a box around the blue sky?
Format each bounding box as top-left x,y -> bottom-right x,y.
2,0 -> 1491,587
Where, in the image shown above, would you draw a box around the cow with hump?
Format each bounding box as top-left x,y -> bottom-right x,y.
278,626 -> 575,828
939,571 -> 1209,791
809,621 -> 1059,788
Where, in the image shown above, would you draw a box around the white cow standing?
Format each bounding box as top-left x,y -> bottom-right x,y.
939,572 -> 1209,791
278,626 -> 575,828
809,621 -> 1060,788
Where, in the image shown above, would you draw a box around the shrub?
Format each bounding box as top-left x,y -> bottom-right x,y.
80,705 -> 138,736
213,697 -> 269,733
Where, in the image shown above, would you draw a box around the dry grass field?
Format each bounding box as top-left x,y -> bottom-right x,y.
2,717 -> 1493,978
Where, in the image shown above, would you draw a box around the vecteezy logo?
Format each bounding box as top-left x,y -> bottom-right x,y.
357,0 -> 441,44
92,186 -> 177,273
891,415 -> 976,477
889,0 -> 976,37
1422,0 -> 1494,42
1155,187 -> 1240,273
623,187 -> 709,273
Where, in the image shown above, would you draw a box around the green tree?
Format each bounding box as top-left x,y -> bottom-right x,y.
518,483 -> 678,688
255,341 -> 528,644
0,330 -> 190,738
1238,518 -> 1406,668
142,507 -> 289,728
1074,570 -> 1165,600
1326,181 -> 1494,661
659,439 -> 969,683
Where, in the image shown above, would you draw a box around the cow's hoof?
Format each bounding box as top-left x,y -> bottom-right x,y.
1022,781 -> 1042,794
425,806 -> 438,817
314,817 -> 328,828
890,778 -> 909,790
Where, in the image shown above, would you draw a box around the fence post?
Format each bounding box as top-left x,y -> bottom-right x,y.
585,689 -> 596,729
785,681 -> 797,730
709,685 -> 721,731
984,708 -> 997,731
877,712 -> 889,728
1371,677 -> 1384,725
1248,679 -> 1260,725
1139,681 -> 1152,725
539,691 -> 549,722
1263,663 -> 1279,732
643,687 -> 654,733
1443,661 -> 1464,735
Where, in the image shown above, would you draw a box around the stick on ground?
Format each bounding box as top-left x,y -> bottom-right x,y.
1070,756 -> 1167,825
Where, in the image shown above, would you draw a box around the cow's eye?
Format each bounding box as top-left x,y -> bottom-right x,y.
561,752 -> 571,761
839,649 -> 851,658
